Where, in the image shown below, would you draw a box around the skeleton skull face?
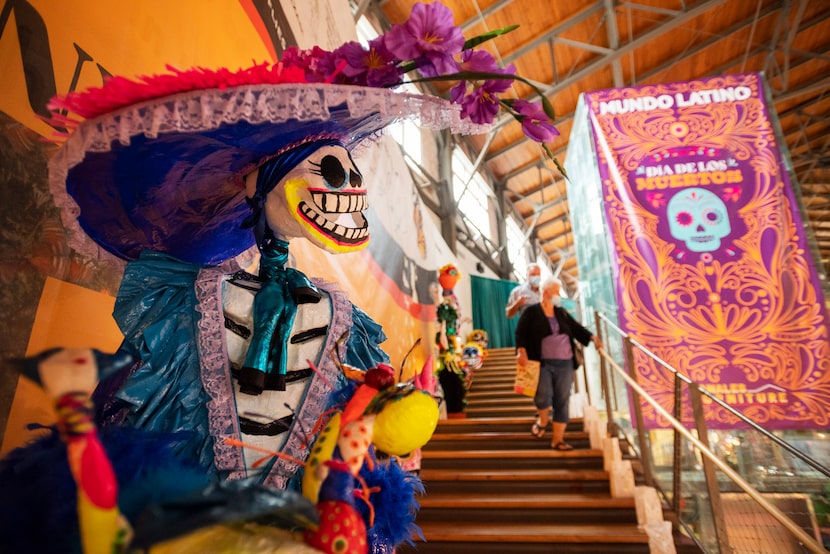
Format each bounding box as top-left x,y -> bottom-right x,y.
667,187 -> 730,252
246,145 -> 369,254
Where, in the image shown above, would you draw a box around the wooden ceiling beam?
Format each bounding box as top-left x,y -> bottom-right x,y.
459,0 -> 515,31
502,3 -> 604,64
486,0 -> 736,162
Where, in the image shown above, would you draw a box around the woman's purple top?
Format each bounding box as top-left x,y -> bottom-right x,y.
541,315 -> 573,360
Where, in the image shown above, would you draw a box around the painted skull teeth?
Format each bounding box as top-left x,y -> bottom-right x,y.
300,191 -> 368,244
311,191 -> 368,214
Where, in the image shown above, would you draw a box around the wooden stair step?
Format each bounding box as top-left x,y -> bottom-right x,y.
421,448 -> 604,471
417,493 -> 639,525
473,367 -> 516,381
426,431 -> 590,451
467,397 -> 540,408
467,389 -> 525,398
465,397 -> 534,405
467,384 -> 518,394
420,492 -> 635,509
412,521 -> 649,543
469,381 -> 515,390
438,416 -> 583,425
437,416 -> 539,425
420,468 -> 609,482
465,406 -> 539,417
472,368 -> 516,375
435,416 -> 583,434
423,448 -> 602,459
429,431 -> 589,441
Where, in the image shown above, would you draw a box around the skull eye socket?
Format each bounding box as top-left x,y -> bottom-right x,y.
320,155 -> 347,188
703,209 -> 722,225
675,211 -> 693,226
349,168 -> 363,188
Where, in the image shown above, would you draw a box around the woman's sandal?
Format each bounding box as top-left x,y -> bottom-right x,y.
531,420 -> 546,438
551,441 -> 574,451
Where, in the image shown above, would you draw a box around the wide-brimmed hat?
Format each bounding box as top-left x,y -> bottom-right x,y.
48,78 -> 485,265
46,1 -> 557,266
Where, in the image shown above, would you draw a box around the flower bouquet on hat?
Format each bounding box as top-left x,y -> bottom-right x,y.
1,2 -> 560,553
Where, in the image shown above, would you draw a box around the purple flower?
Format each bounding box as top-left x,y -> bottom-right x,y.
384,1 -> 464,78
514,100 -> 559,142
450,49 -> 512,102
458,49 -> 502,74
456,76 -> 514,124
449,52 -> 516,125
334,38 -> 403,87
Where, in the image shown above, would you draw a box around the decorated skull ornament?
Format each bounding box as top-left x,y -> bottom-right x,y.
667,187 -> 731,252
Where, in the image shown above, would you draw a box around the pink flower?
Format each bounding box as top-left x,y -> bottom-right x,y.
334,38 -> 403,87
514,100 -> 559,142
384,1 -> 464,78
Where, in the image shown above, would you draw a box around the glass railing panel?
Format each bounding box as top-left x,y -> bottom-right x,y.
593,312 -> 830,553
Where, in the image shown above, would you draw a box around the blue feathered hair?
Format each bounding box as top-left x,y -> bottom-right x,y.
357,448 -> 425,552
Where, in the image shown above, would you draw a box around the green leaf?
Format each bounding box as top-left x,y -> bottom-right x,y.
398,61 -> 418,74
462,25 -> 520,50
407,70 -> 515,85
541,95 -> 556,120
503,75 -> 554,119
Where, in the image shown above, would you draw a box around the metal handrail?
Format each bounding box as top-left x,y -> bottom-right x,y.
598,351 -> 827,553
598,313 -> 830,480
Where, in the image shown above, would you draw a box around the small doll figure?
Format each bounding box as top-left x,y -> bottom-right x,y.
435,263 -> 469,417
436,263 -> 462,351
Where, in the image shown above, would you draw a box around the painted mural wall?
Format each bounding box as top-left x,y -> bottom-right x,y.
0,0 -> 477,452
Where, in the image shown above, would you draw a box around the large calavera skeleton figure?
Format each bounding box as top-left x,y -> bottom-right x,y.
3,78 -> 463,554
1,3 -> 559,551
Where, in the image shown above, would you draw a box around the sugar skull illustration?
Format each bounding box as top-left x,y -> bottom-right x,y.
667,187 -> 731,252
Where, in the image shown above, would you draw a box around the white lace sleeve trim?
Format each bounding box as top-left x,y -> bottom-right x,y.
194,257 -> 247,479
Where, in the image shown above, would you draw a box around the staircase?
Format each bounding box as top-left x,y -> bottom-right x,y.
400,347 -> 702,554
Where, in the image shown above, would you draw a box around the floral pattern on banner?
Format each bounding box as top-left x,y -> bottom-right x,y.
586,73 -> 830,429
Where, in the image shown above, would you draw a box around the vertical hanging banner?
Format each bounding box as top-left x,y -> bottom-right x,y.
585,73 -> 830,430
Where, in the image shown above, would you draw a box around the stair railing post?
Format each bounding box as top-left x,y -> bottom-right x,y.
581,344 -> 591,406
606,319 -> 620,419
595,312 -> 616,437
672,374 -> 683,515
689,382 -> 733,554
623,336 -> 655,487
